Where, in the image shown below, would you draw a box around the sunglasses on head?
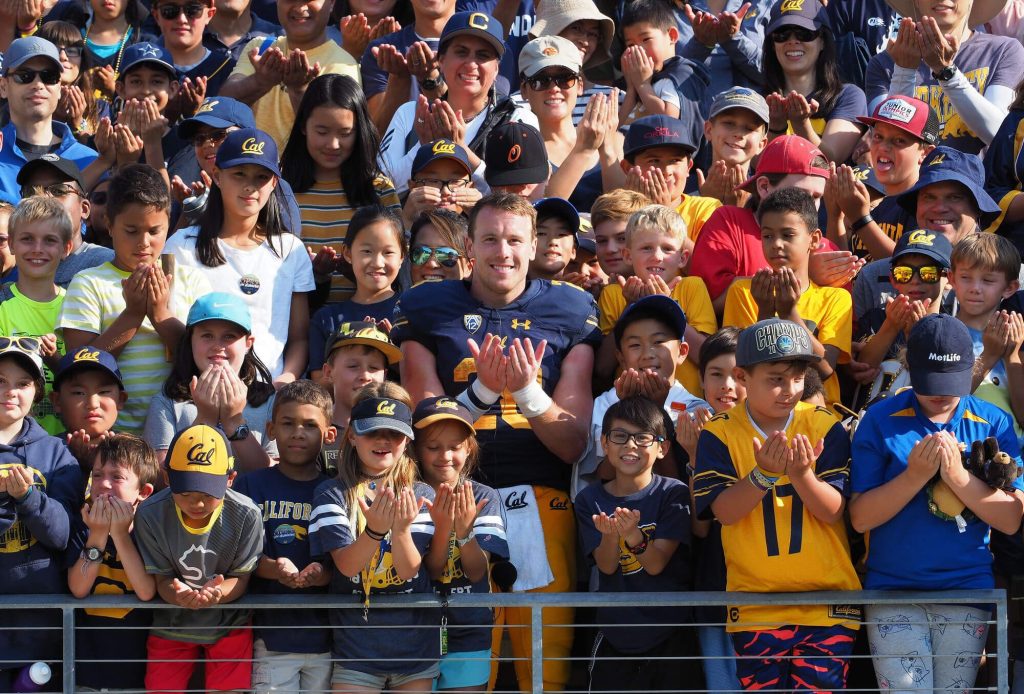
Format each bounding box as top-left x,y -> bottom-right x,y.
157,2 -> 206,20
8,68 -> 62,85
891,264 -> 943,284
410,245 -> 461,268
771,27 -> 820,43
0,337 -> 41,354
525,73 -> 579,91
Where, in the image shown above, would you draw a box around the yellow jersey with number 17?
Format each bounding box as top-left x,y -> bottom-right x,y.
692,401 -> 861,632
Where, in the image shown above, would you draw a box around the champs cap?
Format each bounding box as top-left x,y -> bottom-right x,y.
736,318 -> 821,368
613,295 -> 688,347
534,197 -> 580,240
187,292 -> 253,333
178,97 -> 255,141
2,37 -> 62,73
709,87 -> 770,125
216,128 -> 281,177
350,397 -> 415,439
119,42 -> 176,79
16,154 -> 85,190
53,347 -> 125,391
624,114 -> 698,157
766,0 -> 830,34
413,395 -> 475,433
906,314 -> 974,397
165,424 -> 234,498
738,135 -> 830,191
896,146 -> 1001,229
519,36 -> 582,78
857,96 -> 940,146
440,11 -> 506,57
484,122 -> 548,186
325,321 -> 401,365
412,139 -> 473,178
891,229 -> 953,268
0,338 -> 45,383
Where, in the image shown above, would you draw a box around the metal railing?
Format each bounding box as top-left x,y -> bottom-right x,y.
0,588 -> 1010,693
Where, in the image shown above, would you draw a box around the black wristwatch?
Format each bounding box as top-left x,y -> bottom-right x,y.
227,422 -> 251,441
932,65 -> 957,81
82,546 -> 103,563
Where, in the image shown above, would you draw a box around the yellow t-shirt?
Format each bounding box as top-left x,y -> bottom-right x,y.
692,402 -> 861,631
231,37 -> 361,149
598,277 -> 717,396
722,279 -> 852,405
676,194 -> 722,243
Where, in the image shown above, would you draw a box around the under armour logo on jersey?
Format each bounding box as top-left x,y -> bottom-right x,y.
511,319 -> 531,330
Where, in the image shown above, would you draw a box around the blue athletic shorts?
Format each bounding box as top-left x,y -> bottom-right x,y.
434,649 -> 491,689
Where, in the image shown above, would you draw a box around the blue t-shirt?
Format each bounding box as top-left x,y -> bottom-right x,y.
308,293 -> 401,375
432,481 -> 508,652
851,390 -> 1024,591
309,478 -> 438,673
234,466 -> 331,654
575,474 -> 691,653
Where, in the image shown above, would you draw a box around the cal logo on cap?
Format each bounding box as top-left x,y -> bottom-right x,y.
907,229 -> 936,246
780,0 -> 804,11
468,12 -> 489,29
74,347 -> 101,363
854,168 -> 870,181
242,138 -> 265,154
437,398 -> 459,410
186,442 -> 218,467
433,140 -> 457,155
929,153 -> 946,166
377,400 -> 397,415
878,98 -> 916,124
197,99 -> 218,114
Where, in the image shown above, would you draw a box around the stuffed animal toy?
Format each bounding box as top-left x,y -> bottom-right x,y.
927,437 -> 1020,531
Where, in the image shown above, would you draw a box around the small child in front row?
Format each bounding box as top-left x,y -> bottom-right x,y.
67,434 -> 158,691
235,381 -> 336,694
693,318 -> 861,691
309,382 -> 439,692
0,341 -> 82,692
414,396 -> 508,693
576,395 -> 694,692
133,424 -> 264,692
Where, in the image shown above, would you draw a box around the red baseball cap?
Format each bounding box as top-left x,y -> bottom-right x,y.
738,135 -> 830,191
856,96 -> 939,145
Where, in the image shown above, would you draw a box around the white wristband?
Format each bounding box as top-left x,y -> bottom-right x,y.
456,379 -> 501,420
511,381 -> 553,419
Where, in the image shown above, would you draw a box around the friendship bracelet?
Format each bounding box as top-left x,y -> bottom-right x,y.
749,467 -> 779,493
363,526 -> 387,541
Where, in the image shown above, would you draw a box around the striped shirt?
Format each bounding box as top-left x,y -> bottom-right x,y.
57,262 -> 211,433
295,177 -> 402,304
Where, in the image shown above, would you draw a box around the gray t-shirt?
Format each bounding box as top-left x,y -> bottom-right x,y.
55,241 -> 114,289
143,391 -> 278,461
134,488 -> 263,643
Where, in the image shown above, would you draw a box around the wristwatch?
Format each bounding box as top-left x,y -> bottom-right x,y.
456,532 -> 476,548
932,65 -> 957,81
227,421 -> 251,441
82,546 -> 103,563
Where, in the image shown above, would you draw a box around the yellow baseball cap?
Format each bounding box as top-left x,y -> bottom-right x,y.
165,424 -> 234,498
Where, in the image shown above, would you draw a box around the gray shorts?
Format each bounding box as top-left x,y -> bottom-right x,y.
330,662 -> 440,691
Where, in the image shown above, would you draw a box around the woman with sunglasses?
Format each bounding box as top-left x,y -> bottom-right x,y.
761,0 -> 866,165
408,209 -> 471,286
38,21 -> 107,143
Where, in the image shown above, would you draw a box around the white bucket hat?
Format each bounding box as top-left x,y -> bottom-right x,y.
528,0 -> 615,69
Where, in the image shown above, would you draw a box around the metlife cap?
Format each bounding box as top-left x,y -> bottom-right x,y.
906,314 -> 975,397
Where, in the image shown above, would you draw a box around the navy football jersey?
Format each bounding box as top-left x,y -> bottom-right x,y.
392,279 -> 602,490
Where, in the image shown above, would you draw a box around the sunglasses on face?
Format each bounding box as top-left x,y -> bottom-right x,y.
191,129 -> 229,147
771,27 -> 820,43
891,264 -> 943,284
20,183 -> 83,199
525,73 -> 579,91
0,337 -> 41,354
157,2 -> 206,20
410,245 -> 461,268
58,45 -> 84,59
605,429 -> 664,447
8,68 -> 62,85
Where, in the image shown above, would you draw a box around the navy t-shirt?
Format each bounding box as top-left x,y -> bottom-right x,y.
851,195 -> 915,259
234,466 -> 331,654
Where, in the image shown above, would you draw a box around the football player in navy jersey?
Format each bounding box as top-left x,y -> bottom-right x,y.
391,191 -> 601,692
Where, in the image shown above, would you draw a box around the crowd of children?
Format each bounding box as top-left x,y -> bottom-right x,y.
3,0 -> 1024,691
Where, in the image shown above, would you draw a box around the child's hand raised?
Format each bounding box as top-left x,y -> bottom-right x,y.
391,487 -> 425,534
359,485 -> 397,535
93,117 -> 115,164
906,434 -> 942,485
675,407 -> 712,460
113,123 -> 144,168
642,168 -> 676,207
638,368 -> 671,405
197,574 -> 225,607
426,482 -> 456,536
453,481 -> 487,540
982,310 -> 1011,360
936,430 -> 969,488
218,367 -> 248,422
190,364 -> 223,425
121,265 -> 149,319
787,434 -> 823,480
81,495 -> 111,534
107,496 -> 135,537
170,578 -> 203,609
93,65 -> 117,99
592,511 -> 617,535
882,295 -> 911,331
612,506 -> 642,539
275,557 -> 302,588
146,264 -> 173,324
1005,312 -> 1024,361
753,431 -> 789,477
295,561 -> 325,588
617,274 -> 645,304
613,368 -> 643,400
750,268 -> 776,318
773,267 -> 801,319
38,333 -> 58,358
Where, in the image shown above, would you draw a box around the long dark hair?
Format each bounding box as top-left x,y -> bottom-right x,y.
163,323 -> 275,407
280,74 -> 384,205
194,174 -> 287,267
762,26 -> 845,119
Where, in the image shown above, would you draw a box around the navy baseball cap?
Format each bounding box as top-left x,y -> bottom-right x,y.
851,164 -> 885,198
351,397 -> 415,439
766,0 -> 830,34
119,42 -> 176,79
624,115 -> 698,158
440,11 -> 506,57
17,154 -> 85,190
485,122 -> 549,186
534,197 -> 580,240
896,146 -> 1001,229
736,318 -> 820,368
53,346 -> 125,391
413,395 -> 475,433
3,37 -> 62,73
709,87 -> 770,125
412,139 -> 473,178
187,292 -> 253,333
577,225 -> 597,255
178,98 -> 255,141
906,314 -> 974,396
613,295 -> 688,347
891,229 -> 953,268
216,128 -> 281,177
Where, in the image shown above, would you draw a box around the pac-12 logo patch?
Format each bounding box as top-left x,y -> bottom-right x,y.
464,314 -> 482,333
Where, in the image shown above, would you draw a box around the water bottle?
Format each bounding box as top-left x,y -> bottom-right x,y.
12,662 -> 51,692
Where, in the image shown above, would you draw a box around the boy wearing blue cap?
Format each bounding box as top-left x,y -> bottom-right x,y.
530,197 -> 579,281
51,346 -> 127,473
402,138 -> 481,227
112,43 -> 181,180
693,317 -> 860,692
134,423 -> 264,692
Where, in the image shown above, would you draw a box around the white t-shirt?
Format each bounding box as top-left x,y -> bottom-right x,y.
164,229 -> 316,378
